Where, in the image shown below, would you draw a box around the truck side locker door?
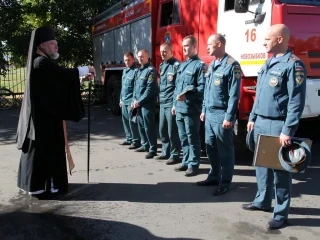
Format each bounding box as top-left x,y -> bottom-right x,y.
155,0 -> 186,69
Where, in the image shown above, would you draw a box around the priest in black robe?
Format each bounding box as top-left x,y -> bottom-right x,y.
16,26 -> 95,198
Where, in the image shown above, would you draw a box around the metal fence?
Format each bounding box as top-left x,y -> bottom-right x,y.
0,66 -> 26,108
0,61 -> 107,110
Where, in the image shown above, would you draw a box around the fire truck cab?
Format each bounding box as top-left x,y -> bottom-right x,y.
92,0 -> 320,139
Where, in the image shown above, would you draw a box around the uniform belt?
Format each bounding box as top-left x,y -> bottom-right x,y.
258,115 -> 286,121
208,107 -> 227,112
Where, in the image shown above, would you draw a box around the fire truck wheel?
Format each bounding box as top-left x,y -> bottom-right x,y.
107,74 -> 121,115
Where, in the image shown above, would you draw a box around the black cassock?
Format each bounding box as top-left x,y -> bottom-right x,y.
17,54 -> 85,194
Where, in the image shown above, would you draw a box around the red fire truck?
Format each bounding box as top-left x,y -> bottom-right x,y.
92,0 -> 320,140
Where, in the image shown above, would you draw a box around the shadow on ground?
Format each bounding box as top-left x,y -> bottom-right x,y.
0,205 -> 201,240
9,166 -> 317,205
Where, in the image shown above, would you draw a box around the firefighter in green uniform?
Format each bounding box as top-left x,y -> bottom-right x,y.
154,42 -> 181,164
197,34 -> 241,196
119,52 -> 141,149
172,35 -> 206,176
242,24 -> 307,230
131,49 -> 158,159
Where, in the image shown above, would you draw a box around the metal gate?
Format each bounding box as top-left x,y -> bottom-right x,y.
0,65 -> 26,110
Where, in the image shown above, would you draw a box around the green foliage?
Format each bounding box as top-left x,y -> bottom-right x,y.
0,0 -> 118,75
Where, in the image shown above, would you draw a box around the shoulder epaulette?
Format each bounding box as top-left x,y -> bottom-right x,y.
33,56 -> 45,69
148,66 -> 154,70
227,57 -> 236,65
289,54 -> 300,62
174,61 -> 180,66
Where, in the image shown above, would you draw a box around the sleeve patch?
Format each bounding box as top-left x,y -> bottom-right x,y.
234,70 -> 241,80
295,71 -> 304,85
294,62 -> 305,85
148,74 -> 154,82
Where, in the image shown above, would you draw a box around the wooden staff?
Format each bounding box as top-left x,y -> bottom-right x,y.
63,120 -> 75,175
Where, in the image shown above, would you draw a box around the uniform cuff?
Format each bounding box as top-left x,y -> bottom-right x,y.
249,113 -> 257,122
224,113 -> 233,122
281,126 -> 296,137
78,66 -> 89,77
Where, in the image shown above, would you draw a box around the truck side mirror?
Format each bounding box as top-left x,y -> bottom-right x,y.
234,0 -> 250,13
254,12 -> 266,24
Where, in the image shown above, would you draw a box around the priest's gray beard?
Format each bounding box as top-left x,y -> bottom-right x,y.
51,52 -> 59,60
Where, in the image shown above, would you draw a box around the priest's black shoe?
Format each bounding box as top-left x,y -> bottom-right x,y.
213,186 -> 229,196
145,152 -> 157,159
241,203 -> 271,212
29,191 -> 64,200
267,219 -> 287,230
119,141 -> 131,146
196,179 -> 219,186
29,192 -> 51,200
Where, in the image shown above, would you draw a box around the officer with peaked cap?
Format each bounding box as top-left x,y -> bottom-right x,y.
241,24 -> 307,230
16,25 -> 96,199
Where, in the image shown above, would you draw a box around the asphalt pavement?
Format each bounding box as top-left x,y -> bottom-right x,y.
0,105 -> 319,240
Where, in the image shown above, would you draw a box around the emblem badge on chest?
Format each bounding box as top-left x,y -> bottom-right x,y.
213,79 -> 221,86
168,75 -> 173,81
269,77 -> 278,87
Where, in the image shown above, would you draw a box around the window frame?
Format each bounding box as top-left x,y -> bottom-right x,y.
159,0 -> 181,28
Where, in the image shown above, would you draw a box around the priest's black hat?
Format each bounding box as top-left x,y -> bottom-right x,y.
34,25 -> 56,46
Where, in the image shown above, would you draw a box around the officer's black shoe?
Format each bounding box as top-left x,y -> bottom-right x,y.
154,155 -> 168,160
185,168 -> 198,177
267,219 -> 287,230
166,158 -> 180,165
241,203 -> 272,212
174,164 -> 188,172
119,141 -> 131,146
196,179 -> 219,186
145,152 -> 157,159
134,147 -> 148,152
213,186 -> 229,196
128,144 -> 140,150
